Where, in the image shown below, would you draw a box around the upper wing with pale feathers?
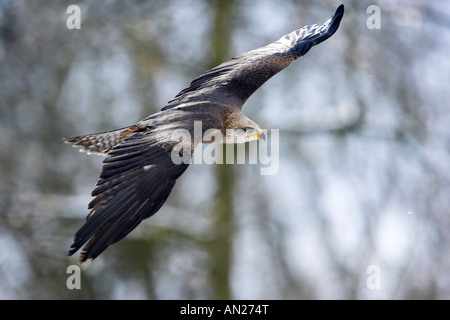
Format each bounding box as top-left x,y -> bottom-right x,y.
162,4 -> 344,111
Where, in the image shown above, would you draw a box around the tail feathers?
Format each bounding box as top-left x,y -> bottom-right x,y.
64,125 -> 148,156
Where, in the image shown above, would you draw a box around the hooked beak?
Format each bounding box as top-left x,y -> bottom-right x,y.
258,129 -> 266,141
249,129 -> 266,141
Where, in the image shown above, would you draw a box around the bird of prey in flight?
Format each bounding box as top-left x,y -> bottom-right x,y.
65,5 -> 344,263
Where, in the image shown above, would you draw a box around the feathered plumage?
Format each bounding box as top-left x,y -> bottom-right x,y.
66,5 -> 344,262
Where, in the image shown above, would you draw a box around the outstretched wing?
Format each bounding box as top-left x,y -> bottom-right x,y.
68,129 -> 189,262
163,4 -> 344,111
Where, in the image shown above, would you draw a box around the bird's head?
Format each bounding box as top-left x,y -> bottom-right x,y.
225,113 -> 265,144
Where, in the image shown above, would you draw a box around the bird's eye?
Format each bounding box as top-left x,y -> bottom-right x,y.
243,126 -> 253,132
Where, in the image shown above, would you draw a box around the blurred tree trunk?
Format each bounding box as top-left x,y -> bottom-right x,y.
207,0 -> 236,300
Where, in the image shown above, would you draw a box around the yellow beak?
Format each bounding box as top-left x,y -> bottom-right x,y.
248,129 -> 265,140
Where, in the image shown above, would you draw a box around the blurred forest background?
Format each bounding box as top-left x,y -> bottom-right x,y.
0,0 -> 449,299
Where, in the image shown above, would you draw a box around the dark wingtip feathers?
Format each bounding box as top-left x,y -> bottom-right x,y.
290,4 -> 344,57
326,4 -> 344,40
